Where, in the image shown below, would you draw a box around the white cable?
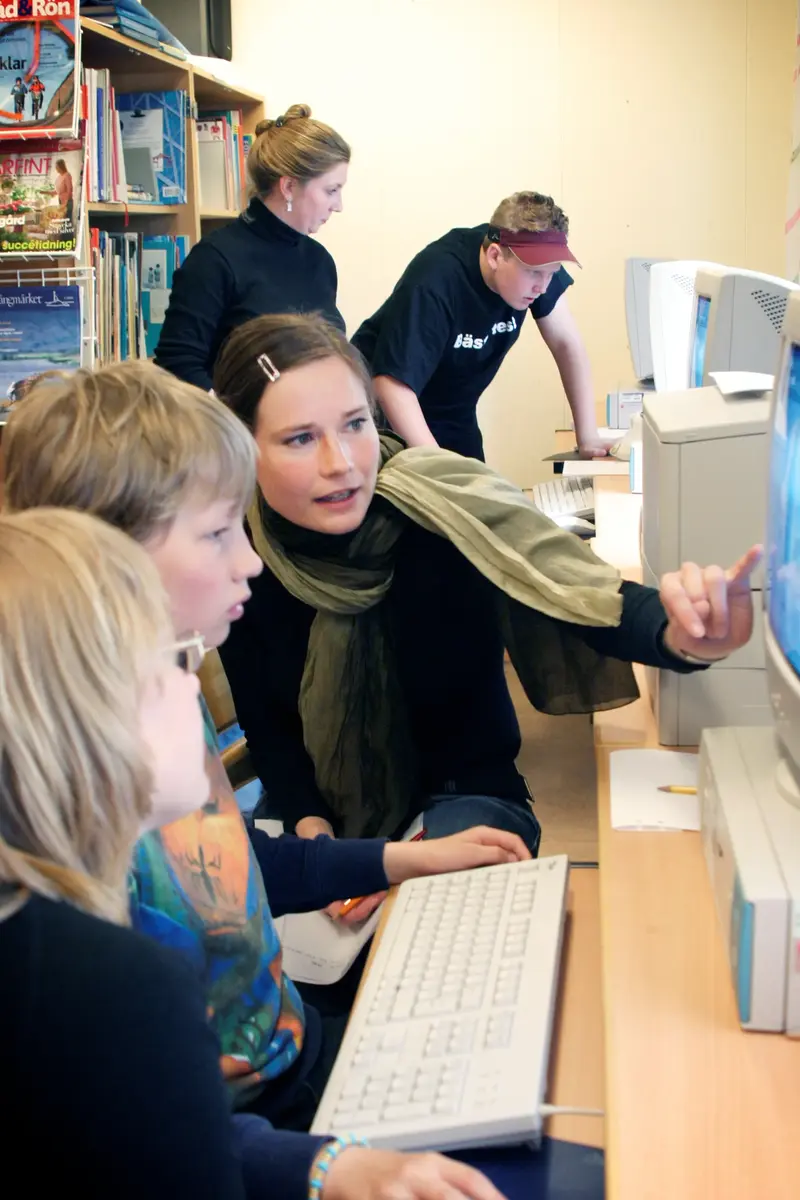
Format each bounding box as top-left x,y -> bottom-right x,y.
539,1104 -> 604,1118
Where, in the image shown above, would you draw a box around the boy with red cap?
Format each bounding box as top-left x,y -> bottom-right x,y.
352,191 -> 610,461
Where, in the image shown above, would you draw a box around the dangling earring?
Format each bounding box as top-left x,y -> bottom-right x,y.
286,198 -> 292,213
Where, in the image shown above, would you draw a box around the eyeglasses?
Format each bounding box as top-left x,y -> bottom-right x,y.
167,634 -> 207,674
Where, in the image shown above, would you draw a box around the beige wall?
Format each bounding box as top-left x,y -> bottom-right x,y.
231,0 -> 795,487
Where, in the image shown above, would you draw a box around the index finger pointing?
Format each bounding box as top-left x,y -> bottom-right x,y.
726,544 -> 763,590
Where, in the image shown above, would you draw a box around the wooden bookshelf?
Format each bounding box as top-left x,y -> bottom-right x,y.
80,16 -> 265,247
200,209 -> 241,220
88,202 -> 177,216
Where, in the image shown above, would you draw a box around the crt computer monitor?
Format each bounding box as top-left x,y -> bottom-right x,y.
648,259 -> 726,392
765,287 -> 800,809
690,267 -> 800,389
624,257 -> 667,383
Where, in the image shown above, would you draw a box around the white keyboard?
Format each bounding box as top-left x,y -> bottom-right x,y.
531,475 -> 595,519
310,855 -> 569,1152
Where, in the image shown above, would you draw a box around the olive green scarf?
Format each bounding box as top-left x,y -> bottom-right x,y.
248,437 -> 638,837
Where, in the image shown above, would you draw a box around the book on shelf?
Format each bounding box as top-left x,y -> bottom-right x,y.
82,66 -> 127,203
197,109 -> 246,212
81,0 -> 188,57
141,232 -> 187,356
0,283 -> 82,425
0,136 -> 85,255
90,227 -> 187,365
0,1 -> 81,140
117,90 -> 187,205
84,6 -> 163,50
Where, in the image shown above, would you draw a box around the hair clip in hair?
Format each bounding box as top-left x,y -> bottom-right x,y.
257,353 -> 281,382
275,115 -> 285,128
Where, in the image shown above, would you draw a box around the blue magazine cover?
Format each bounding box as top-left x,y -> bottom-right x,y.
0,0 -> 80,139
0,284 -> 81,423
117,90 -> 187,204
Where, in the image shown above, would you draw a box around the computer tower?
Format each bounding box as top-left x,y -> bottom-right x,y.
145,0 -> 233,61
641,385 -> 772,745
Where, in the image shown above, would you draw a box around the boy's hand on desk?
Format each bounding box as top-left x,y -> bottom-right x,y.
660,545 -> 763,662
325,892 -> 388,925
383,826 -> 530,886
577,437 -> 612,459
323,1146 -> 506,1200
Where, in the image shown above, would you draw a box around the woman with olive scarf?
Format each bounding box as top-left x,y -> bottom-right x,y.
216,313 -> 760,923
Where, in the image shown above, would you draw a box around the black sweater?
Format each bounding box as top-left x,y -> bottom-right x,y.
1,893 -> 332,1199
220,523 -> 695,833
154,198 -> 344,390
2,894 -> 245,1197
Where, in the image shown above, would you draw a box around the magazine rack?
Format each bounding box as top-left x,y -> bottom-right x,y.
0,17 -> 265,367
0,263 -> 96,368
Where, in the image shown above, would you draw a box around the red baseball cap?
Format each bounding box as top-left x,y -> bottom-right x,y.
488,226 -> 582,269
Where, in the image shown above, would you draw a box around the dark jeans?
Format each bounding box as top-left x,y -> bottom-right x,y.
422,792 -> 541,856
252,791 -> 541,857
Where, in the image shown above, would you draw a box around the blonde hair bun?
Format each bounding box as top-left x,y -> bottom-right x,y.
248,106 -> 350,194
255,104 -> 313,137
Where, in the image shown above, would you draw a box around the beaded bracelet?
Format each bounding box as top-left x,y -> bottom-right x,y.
308,1133 -> 370,1200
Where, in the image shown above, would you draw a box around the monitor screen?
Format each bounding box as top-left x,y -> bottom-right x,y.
692,295 -> 711,387
768,341 -> 800,677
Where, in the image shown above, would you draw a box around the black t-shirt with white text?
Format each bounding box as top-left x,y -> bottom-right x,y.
352,224 -> 572,458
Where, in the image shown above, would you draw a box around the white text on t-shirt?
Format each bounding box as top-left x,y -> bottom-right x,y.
453,316 -> 518,350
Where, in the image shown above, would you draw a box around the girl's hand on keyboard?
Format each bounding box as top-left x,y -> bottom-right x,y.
384,826 -> 530,885
323,1146 -> 507,1199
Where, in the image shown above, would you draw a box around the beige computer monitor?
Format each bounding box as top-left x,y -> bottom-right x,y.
690,266 -> 799,389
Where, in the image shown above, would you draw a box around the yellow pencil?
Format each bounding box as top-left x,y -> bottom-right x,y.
657,785 -> 697,795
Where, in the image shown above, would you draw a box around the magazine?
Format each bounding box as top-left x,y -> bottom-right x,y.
0,283 -> 81,424
0,1 -> 80,140
0,136 -> 84,255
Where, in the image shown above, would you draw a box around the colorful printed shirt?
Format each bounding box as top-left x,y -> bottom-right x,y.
129,701 -> 305,1104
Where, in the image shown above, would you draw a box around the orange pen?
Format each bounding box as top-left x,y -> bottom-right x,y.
335,828 -> 427,919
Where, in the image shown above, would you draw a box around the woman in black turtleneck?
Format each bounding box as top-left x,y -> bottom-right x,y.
154,104 -> 349,391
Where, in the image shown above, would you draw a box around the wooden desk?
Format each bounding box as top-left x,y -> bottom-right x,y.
360,867 -> 605,1152
591,474 -> 800,1199
544,866 -> 604,1149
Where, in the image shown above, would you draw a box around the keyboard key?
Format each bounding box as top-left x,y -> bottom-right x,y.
383,1101 -> 433,1123
368,1055 -> 400,1079
391,989 -> 416,1020
485,1013 -> 515,1049
381,1028 -> 406,1051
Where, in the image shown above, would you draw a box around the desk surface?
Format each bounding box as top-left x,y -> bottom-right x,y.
591,474 -> 800,1200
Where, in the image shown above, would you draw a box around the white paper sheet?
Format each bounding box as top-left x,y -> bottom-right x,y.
709,370 -> 773,396
590,490 -> 642,570
273,907 -> 384,987
609,749 -> 700,831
